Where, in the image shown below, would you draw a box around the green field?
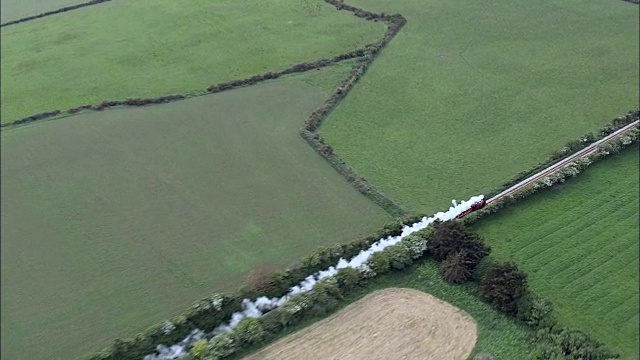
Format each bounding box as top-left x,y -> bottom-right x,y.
0,77 -> 391,360
0,0 -> 87,23
238,259 -> 535,360
319,0 -> 639,214
473,144 -> 639,358
0,0 -> 385,123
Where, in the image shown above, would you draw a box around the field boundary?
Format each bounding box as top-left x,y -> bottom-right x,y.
464,119 -> 639,224
0,0 -> 111,27
300,1 -> 407,217
0,50 -> 367,129
485,110 -> 639,199
101,129 -> 638,359
2,0 -> 408,217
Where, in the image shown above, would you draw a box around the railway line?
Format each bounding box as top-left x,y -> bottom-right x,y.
487,119 -> 639,204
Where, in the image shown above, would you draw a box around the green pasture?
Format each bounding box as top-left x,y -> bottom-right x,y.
0,0 -> 385,123
319,0 -> 639,214
0,79 -> 390,360
0,0 -> 87,23
473,144 -> 640,359
239,260 -> 535,360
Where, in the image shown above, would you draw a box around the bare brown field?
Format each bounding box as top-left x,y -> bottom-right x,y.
245,288 -> 478,360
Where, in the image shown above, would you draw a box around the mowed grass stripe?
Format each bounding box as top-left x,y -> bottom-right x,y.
474,144 -> 639,358
0,0 -> 385,123
0,79 -> 390,360
529,205 -> 632,273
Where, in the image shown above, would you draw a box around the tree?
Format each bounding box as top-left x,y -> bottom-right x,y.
401,233 -> 429,259
233,317 -> 265,346
208,333 -> 236,359
335,267 -> 364,291
516,293 -> 556,328
190,339 -> 210,359
480,262 -> 529,316
368,251 -> 390,275
533,327 -> 618,360
441,249 -> 475,283
385,243 -> 413,270
428,221 -> 490,263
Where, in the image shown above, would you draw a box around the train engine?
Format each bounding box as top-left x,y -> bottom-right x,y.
455,195 -> 486,219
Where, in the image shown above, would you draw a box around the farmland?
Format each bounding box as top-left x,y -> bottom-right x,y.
319,0 -> 639,214
246,288 -> 477,360
0,0 -> 87,23
1,0 -> 639,358
0,79 -> 390,360
0,0 -> 385,123
240,260 -> 534,360
473,144 -> 640,358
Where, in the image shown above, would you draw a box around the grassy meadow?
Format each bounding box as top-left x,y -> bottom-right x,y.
0,0 -> 88,23
473,144 -> 640,358
319,0 -> 639,214
0,0 -> 385,123
0,78 -> 391,360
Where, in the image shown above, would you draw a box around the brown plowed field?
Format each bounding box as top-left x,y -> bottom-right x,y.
245,288 -> 478,360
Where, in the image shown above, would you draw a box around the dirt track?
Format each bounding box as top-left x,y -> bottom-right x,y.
244,288 -> 477,360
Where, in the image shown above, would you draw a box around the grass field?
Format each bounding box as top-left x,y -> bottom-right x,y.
238,260 -> 535,360
0,76 -> 391,360
0,0 -> 385,123
473,144 -> 639,358
319,0 -> 639,214
0,0 -> 88,23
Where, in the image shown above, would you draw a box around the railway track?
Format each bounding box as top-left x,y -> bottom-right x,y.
487,119 -> 639,204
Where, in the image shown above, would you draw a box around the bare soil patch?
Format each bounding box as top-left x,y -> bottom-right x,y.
245,288 -> 478,360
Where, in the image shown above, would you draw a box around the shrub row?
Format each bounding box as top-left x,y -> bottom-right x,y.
464,123 -> 639,225
300,3 -> 408,217
85,214 -> 425,360
425,221 -> 618,359
2,110 -> 62,127
206,49 -> 365,94
89,194 -> 626,359
485,110 -> 639,200
175,220 -> 617,360
0,0 -> 111,28
477,259 -> 618,359
1,48 -> 368,130
175,228 -> 434,360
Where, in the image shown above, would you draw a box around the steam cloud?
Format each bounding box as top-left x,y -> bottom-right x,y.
143,195 -> 484,360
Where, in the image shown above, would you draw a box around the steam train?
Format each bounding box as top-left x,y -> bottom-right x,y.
455,195 -> 487,219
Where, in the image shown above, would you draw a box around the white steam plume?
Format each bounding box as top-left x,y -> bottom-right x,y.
143,194 -> 484,360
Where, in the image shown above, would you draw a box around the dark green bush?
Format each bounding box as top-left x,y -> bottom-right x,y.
208,332 -> 237,359
440,249 -> 475,284
517,292 -> 556,329
335,267 -> 365,292
533,327 -> 619,360
480,262 -> 529,316
233,318 -> 265,347
384,243 -> 413,270
367,251 -> 391,275
429,220 -> 490,263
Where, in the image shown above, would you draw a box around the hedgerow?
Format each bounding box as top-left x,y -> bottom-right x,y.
465,122 -> 639,224
0,0 -> 111,28
484,110 -> 639,200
